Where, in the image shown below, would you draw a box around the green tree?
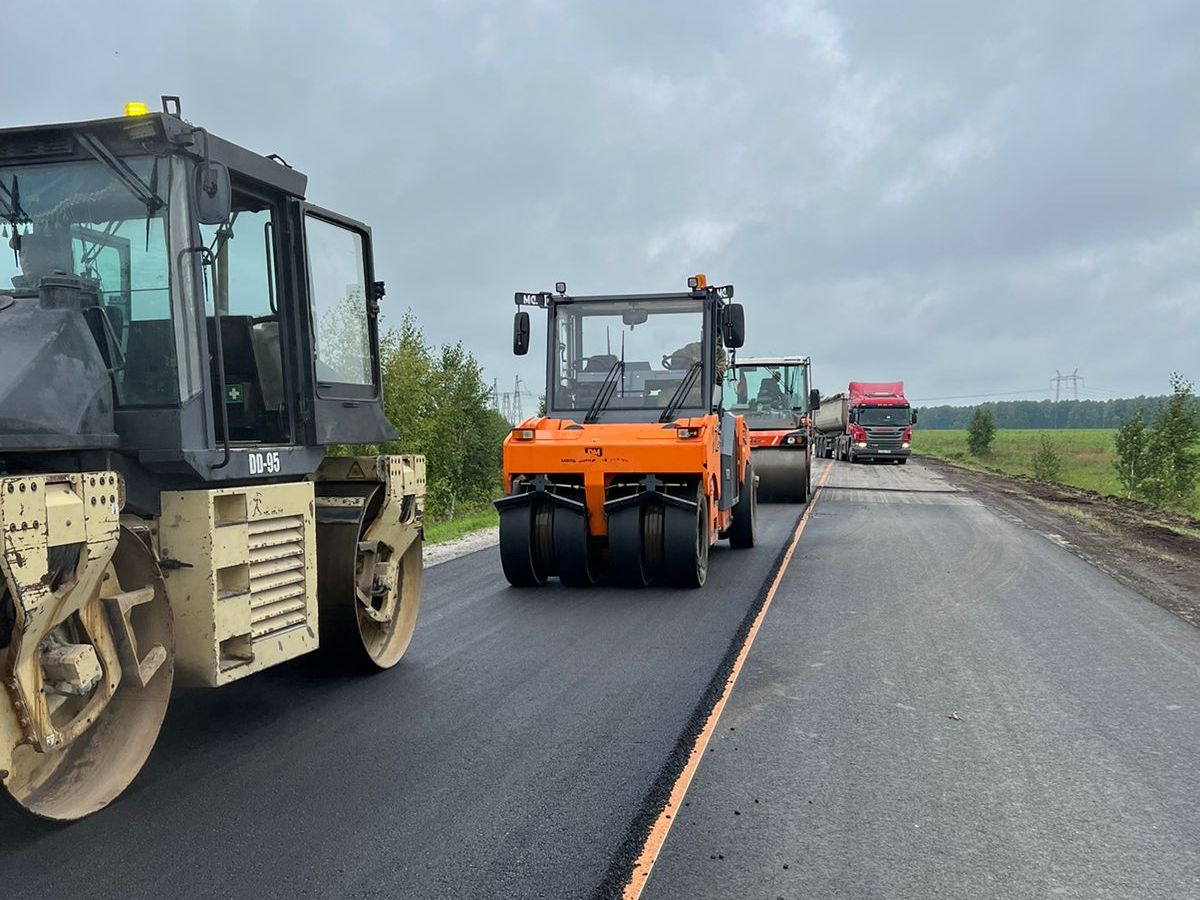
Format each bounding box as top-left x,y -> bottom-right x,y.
1143,373 -> 1199,507
1114,373 -> 1198,510
337,310 -> 509,521
1114,413 -> 1151,496
966,407 -> 996,456
1030,434 -> 1062,482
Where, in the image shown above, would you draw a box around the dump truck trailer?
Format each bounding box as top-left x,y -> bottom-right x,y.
497,276 -> 756,588
814,381 -> 915,463
0,98 -> 425,820
724,356 -> 820,502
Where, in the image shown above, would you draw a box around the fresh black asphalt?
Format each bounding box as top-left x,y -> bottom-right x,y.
0,505 -> 803,899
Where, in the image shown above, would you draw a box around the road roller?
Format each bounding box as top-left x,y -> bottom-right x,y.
724,357 -> 820,502
497,275 -> 756,589
0,99 -> 425,820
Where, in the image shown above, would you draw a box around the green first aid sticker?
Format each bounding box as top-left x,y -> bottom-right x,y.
225,384 -> 245,403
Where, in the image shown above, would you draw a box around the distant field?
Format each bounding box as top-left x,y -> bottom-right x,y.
915,429 -> 1123,495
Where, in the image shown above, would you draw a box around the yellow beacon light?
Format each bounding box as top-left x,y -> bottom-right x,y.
124,101 -> 149,117
688,273 -> 708,290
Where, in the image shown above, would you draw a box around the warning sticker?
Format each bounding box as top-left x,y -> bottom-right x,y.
346,461 -> 367,480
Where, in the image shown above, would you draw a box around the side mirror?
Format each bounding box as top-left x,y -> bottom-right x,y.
722,303 -> 745,349
809,389 -> 821,410
513,310 -> 531,356
193,161 -> 231,225
911,409 -> 918,424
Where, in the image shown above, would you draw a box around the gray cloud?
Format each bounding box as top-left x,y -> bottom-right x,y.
11,0 -> 1197,405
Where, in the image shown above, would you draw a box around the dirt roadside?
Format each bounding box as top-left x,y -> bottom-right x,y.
918,456 -> 1200,628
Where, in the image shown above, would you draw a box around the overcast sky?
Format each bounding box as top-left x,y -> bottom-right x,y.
11,0 -> 1198,406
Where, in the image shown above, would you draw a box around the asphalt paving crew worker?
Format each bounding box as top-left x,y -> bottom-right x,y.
757,371 -> 786,408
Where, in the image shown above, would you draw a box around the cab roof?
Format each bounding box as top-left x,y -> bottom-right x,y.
734,356 -> 810,367
0,112 -> 308,199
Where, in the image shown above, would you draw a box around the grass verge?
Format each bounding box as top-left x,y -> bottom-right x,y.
423,506 -> 499,545
916,429 -> 1121,494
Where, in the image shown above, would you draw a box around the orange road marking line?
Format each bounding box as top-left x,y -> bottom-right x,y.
621,460 -> 835,898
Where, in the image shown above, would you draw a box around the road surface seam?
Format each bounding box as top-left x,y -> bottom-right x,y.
590,461 -> 835,900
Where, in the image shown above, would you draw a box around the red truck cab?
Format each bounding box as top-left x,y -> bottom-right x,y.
814,381 -> 916,464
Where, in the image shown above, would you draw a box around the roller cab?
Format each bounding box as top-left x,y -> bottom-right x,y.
724,356 -> 818,503
497,276 -> 756,588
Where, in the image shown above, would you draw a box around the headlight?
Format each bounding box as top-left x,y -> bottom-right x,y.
901,441 -> 910,448
855,441 -> 868,448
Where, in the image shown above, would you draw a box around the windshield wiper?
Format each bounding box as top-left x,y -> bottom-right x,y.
660,361 -> 703,423
0,176 -> 30,265
77,132 -> 165,249
585,359 -> 625,424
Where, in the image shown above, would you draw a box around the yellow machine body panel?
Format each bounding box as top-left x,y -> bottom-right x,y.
159,482 -> 319,688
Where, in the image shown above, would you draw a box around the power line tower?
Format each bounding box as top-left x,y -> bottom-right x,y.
1051,369 -> 1084,402
512,375 -> 524,422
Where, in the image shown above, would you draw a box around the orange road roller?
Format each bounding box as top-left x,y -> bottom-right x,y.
496,276 -> 757,588
724,356 -> 821,503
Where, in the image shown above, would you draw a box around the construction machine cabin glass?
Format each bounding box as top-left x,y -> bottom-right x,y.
724,362 -> 809,430
306,213 -> 375,390
1,157 -> 180,406
551,299 -> 713,419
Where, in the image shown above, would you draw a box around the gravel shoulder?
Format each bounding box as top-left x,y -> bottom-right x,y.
423,525 -> 499,566
919,456 -> 1200,627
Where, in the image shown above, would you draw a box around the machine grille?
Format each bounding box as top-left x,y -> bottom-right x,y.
247,514 -> 308,640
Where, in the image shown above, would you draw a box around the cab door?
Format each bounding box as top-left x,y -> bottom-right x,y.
201,187 -> 292,446
299,205 -> 395,446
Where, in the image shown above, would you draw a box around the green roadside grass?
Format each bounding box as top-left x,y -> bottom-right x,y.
915,428 -> 1123,494
423,506 -> 499,544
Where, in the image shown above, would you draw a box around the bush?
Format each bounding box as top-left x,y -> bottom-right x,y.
336,311 -> 510,521
1114,373 -> 1199,510
966,407 -> 996,457
1030,434 -> 1062,482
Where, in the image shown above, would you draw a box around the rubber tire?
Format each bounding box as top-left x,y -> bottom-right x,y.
554,507 -> 595,587
729,465 -> 757,549
664,485 -> 709,588
898,458 -> 908,465
499,503 -> 549,586
607,504 -> 650,586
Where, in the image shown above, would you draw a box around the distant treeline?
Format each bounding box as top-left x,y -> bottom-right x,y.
916,397 -> 1169,430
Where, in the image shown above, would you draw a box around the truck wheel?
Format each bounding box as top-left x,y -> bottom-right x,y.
499,502 -> 552,587
729,466 -> 757,549
898,458 -> 908,465
607,504 -> 650,586
664,485 -> 709,588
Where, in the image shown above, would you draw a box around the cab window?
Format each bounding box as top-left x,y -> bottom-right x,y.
305,214 -> 374,389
